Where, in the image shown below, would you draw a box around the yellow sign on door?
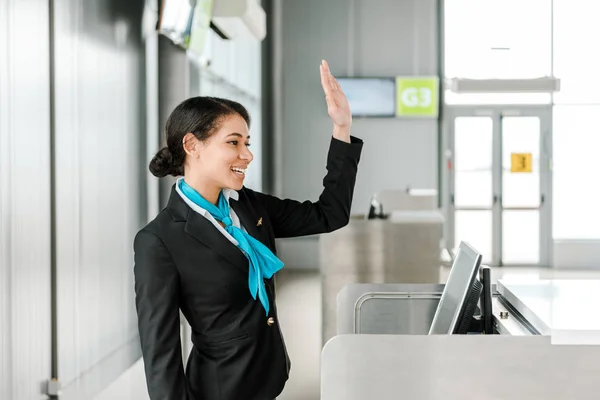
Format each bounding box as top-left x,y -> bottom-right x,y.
511,153 -> 533,173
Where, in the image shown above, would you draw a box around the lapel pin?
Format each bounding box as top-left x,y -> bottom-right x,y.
256,217 -> 263,227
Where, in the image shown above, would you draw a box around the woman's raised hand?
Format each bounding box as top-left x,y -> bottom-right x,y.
320,60 -> 352,134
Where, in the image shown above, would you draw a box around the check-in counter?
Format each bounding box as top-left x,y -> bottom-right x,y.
321,279 -> 600,399
319,211 -> 444,343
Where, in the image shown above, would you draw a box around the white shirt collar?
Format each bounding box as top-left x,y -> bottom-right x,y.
224,188 -> 239,201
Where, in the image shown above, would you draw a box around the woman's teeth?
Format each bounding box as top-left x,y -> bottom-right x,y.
231,167 -> 246,175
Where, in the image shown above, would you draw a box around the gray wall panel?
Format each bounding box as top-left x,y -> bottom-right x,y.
53,0 -> 145,395
0,0 -> 53,399
277,0 -> 439,269
280,0 -> 438,212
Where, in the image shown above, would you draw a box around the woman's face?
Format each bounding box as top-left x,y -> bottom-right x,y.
194,114 -> 254,191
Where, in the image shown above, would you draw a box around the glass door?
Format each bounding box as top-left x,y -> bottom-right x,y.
451,116 -> 494,264
446,106 -> 552,266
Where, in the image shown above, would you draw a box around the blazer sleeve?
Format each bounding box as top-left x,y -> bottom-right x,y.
254,135 -> 363,238
134,230 -> 189,400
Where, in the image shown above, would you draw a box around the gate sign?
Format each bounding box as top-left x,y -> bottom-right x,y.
395,77 -> 439,117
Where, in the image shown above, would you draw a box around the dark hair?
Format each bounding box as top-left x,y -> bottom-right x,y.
149,96 -> 251,177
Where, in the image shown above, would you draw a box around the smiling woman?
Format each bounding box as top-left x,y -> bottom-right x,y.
135,60 -> 364,400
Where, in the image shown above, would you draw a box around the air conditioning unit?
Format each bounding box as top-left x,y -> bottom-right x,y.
211,0 -> 266,41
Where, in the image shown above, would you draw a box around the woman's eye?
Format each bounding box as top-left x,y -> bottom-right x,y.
228,141 -> 250,147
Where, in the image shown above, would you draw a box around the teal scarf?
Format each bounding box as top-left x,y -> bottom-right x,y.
179,180 -> 284,315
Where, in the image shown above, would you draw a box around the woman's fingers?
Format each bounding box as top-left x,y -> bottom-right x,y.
320,61 -> 335,96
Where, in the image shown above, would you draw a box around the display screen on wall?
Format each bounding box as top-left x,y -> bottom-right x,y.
337,77 -> 396,117
158,0 -> 194,48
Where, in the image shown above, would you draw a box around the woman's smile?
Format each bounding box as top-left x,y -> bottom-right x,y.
231,166 -> 247,180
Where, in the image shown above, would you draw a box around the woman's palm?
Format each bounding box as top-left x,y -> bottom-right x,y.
320,60 -> 352,128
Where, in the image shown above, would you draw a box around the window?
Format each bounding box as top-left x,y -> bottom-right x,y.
444,0 -> 551,80
444,0 -> 552,105
553,0 -> 600,104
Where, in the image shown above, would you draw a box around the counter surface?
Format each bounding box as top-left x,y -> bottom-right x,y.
497,279 -> 600,344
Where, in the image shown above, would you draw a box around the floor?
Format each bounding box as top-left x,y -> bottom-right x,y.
94,266 -> 600,400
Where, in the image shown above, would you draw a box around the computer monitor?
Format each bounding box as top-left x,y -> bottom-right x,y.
428,241 -> 483,335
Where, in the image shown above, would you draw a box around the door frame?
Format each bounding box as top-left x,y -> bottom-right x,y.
442,105 -> 553,267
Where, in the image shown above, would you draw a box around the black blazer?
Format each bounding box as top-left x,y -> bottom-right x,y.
134,136 -> 363,400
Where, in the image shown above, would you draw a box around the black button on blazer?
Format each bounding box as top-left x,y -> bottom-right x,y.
134,136 -> 363,400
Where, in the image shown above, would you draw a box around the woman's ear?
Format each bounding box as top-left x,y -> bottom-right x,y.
182,133 -> 199,158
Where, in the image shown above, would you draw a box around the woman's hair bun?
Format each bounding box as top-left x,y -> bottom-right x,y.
149,147 -> 173,178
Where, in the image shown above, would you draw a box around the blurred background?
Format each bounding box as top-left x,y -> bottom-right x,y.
2,0 -> 600,399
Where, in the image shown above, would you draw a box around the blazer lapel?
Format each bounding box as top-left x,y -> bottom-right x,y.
184,209 -> 249,274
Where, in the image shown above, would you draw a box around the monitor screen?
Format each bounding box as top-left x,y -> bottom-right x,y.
428,242 -> 483,335
337,78 -> 396,117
